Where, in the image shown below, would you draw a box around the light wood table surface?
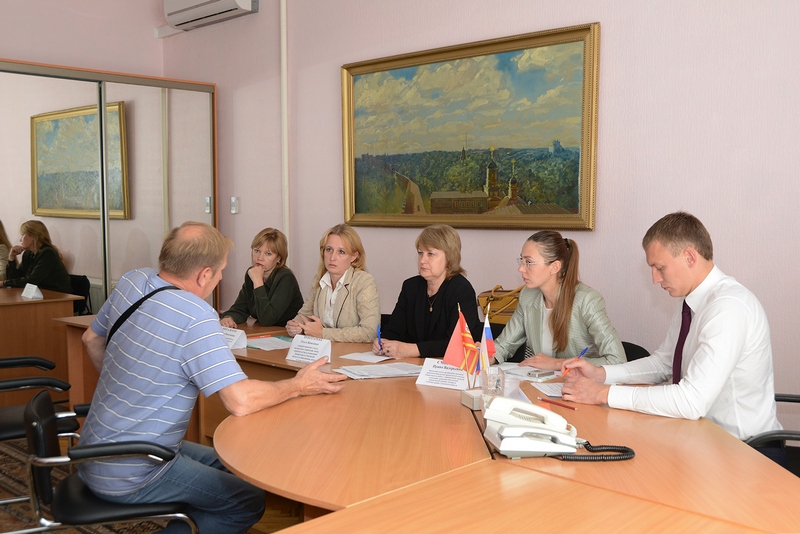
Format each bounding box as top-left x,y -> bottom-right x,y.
281,459 -> 764,533
214,376 -> 492,517
509,381 -> 800,532
1,287 -> 81,407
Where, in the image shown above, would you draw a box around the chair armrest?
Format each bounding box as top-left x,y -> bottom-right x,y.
745,430 -> 800,448
72,403 -> 91,417
0,376 -> 71,393
69,441 -> 176,463
0,356 -> 56,371
776,394 -> 800,404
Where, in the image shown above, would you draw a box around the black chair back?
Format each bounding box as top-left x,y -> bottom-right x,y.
622,341 -> 649,361
70,274 -> 92,315
23,390 -> 61,506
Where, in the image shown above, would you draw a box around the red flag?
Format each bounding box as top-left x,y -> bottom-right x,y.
443,311 -> 479,374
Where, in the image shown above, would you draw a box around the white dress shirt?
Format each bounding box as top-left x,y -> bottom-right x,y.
319,271 -> 346,328
605,266 -> 781,440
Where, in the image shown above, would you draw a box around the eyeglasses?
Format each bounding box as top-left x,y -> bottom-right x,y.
516,257 -> 552,269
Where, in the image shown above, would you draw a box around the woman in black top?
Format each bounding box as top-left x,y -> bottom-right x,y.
373,224 -> 481,358
220,228 -> 303,327
1,220 -> 72,293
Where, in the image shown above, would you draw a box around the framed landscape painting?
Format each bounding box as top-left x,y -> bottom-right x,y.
31,101 -> 130,219
342,23 -> 599,230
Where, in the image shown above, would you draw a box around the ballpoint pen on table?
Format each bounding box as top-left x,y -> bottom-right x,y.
537,396 -> 578,411
561,346 -> 589,378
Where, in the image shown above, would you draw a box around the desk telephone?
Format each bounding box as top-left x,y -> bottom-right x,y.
483,396 -> 578,459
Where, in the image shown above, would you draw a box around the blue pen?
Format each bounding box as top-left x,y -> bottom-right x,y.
377,325 -> 384,351
562,346 -> 589,378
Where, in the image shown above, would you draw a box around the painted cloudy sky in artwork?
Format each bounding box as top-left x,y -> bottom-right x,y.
352,41 -> 584,157
36,110 -> 122,174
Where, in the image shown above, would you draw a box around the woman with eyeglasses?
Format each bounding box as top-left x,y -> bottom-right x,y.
373,224 -> 481,359
1,220 -> 72,293
493,230 -> 626,369
286,224 -> 379,342
220,228 -> 303,328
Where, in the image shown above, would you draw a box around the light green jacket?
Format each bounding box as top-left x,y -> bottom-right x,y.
494,282 -> 626,365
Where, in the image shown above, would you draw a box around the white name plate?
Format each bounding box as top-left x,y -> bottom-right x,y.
415,358 -> 470,391
21,283 -> 44,300
286,334 -> 332,364
221,326 -> 247,349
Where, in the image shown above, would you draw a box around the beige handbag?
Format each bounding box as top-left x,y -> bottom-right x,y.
477,284 -> 524,324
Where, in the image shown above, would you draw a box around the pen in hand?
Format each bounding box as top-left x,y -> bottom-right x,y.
561,346 -> 589,378
377,325 -> 384,352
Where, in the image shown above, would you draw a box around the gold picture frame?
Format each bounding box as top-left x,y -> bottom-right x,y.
342,23 -> 599,230
31,101 -> 130,219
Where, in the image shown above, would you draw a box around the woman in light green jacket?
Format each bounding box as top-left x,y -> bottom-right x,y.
493,231 -> 626,369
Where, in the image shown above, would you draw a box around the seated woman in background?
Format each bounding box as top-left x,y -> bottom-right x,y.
374,224 -> 481,359
0,220 -> 10,282
1,220 -> 72,293
220,228 -> 303,328
286,224 -> 379,342
493,230 -> 626,369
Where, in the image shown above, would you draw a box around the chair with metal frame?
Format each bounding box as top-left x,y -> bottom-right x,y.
745,394 -> 800,477
0,356 -> 79,506
9,390 -> 197,533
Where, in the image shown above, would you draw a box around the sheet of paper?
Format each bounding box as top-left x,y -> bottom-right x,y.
335,363 -> 422,379
533,382 -> 564,398
415,358 -> 471,390
246,336 -> 292,351
221,326 -> 246,349
286,335 -> 331,363
340,352 -> 391,363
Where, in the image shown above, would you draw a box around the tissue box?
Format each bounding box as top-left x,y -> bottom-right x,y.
460,388 -> 483,410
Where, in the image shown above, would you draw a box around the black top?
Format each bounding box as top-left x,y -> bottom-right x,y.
221,267 -> 304,327
5,246 -> 72,293
383,274 -> 482,358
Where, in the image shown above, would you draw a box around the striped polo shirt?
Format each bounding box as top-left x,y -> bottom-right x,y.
78,268 -> 246,495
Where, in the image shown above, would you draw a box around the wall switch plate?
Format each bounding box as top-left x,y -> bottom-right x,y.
231,196 -> 239,214
205,197 -> 211,214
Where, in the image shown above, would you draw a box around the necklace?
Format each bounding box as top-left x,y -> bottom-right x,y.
427,293 -> 438,312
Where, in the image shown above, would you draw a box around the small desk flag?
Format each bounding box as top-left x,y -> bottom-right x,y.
478,314 -> 496,374
443,310 -> 479,376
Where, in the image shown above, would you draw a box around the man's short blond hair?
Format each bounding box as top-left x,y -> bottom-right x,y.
159,222 -> 233,278
642,211 -> 713,260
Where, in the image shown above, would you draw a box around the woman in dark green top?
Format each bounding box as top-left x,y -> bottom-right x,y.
1,220 -> 72,293
220,228 -> 303,327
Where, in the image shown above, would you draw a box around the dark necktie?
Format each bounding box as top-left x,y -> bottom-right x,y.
672,300 -> 692,384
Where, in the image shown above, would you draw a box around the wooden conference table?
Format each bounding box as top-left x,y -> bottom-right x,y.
215,357 -> 800,532
0,287 -> 82,407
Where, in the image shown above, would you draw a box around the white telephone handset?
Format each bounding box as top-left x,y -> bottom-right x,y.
483,396 -> 579,459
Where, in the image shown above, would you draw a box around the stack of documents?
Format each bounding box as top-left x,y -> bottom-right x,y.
335,363 -> 422,379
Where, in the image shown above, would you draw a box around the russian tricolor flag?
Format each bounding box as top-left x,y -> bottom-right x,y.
477,313 -> 496,373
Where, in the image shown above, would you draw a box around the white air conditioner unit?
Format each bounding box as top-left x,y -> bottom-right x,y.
164,0 -> 259,31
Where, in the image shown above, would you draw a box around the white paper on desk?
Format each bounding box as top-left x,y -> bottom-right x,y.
533,383 -> 564,398
415,358 -> 470,391
221,327 -> 247,349
335,363 -> 421,379
21,283 -> 43,300
340,352 -> 390,363
246,336 -> 292,351
286,335 -> 331,363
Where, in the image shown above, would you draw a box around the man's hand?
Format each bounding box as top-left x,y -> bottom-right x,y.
560,358 -> 610,405
295,357 -> 346,395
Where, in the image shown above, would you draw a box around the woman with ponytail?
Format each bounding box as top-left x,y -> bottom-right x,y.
493,231 -> 626,368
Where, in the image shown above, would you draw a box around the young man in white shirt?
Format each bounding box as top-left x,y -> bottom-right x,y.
561,211 -> 785,465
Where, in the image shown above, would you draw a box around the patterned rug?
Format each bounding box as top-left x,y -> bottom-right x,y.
0,438 -> 164,534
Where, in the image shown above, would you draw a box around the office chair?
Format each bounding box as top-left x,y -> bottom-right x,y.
8,390 -> 197,534
69,274 -> 92,315
0,357 -> 80,506
622,341 -> 649,361
745,394 -> 800,477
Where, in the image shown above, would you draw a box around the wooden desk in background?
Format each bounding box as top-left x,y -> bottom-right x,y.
0,287 -> 81,407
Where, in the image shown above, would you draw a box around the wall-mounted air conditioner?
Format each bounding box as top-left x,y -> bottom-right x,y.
164,0 -> 259,31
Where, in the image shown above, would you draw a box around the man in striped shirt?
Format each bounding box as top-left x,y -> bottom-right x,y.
79,222 -> 346,533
